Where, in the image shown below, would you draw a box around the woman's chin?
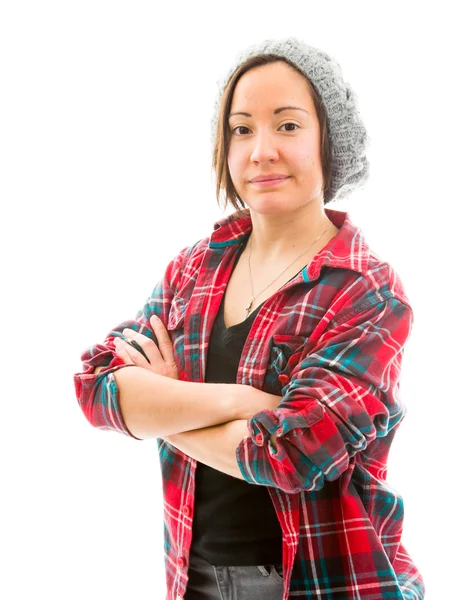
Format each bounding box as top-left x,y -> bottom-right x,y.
246,198 -> 295,216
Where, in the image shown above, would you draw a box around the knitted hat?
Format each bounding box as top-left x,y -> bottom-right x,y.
211,36 -> 370,203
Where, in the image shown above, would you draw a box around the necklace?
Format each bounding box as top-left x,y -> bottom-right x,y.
244,222 -> 333,318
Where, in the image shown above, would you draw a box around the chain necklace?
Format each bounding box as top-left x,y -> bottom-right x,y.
244,222 -> 333,318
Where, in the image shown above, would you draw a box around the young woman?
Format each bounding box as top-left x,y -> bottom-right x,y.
74,37 -> 425,600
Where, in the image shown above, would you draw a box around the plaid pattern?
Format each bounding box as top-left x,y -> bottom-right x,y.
74,208 -> 425,599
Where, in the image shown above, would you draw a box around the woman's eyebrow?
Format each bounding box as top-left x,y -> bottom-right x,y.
228,106 -> 309,119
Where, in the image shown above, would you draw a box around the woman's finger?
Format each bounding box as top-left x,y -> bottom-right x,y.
121,328 -> 160,364
150,315 -> 175,364
114,339 -> 136,365
113,320 -> 179,380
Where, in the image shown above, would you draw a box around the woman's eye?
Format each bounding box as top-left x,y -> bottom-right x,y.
280,123 -> 299,132
232,125 -> 250,135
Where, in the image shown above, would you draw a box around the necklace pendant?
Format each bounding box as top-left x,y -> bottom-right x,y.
245,297 -> 254,318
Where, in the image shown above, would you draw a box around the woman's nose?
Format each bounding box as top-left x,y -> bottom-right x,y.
250,130 -> 279,163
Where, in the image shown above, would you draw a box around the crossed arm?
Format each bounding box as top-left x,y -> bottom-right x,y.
107,365 -> 280,480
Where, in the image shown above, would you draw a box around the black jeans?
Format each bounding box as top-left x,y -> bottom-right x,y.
184,548 -> 284,600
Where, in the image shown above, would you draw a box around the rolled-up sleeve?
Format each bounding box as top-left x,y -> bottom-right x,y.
235,295 -> 414,494
73,240 -> 200,439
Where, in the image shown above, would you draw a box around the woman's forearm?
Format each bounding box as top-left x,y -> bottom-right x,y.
112,366 -> 273,440
165,420 -> 278,480
166,420 -> 250,479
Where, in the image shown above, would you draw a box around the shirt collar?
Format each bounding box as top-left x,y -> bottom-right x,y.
210,207 -> 371,279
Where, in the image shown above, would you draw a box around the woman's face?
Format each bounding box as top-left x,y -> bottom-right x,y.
227,61 -> 324,216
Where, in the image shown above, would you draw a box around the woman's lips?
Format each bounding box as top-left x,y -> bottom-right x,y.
250,176 -> 290,187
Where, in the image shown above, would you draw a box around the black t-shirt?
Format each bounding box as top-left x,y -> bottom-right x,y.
190,236 -> 302,566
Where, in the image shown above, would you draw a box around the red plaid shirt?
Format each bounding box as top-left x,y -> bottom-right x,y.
74,207 -> 425,599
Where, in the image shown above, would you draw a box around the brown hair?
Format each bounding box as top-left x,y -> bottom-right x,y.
212,55 -> 333,214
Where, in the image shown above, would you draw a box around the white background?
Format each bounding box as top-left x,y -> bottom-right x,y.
1,1 -> 462,598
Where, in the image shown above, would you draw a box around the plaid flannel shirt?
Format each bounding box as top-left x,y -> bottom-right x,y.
73,207 -> 425,599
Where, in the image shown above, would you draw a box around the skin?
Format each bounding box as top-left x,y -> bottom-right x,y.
227,60 -> 339,264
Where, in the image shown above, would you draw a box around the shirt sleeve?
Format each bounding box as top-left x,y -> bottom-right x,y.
235,295 -> 414,493
72,240 -> 200,440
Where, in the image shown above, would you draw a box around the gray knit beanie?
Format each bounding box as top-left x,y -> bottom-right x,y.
211,36 -> 370,203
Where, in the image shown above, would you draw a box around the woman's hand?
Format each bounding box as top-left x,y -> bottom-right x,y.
113,315 -> 179,380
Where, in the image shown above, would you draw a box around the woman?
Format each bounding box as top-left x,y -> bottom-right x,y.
74,37 -> 425,599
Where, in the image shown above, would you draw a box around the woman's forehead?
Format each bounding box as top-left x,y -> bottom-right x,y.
230,63 -> 314,112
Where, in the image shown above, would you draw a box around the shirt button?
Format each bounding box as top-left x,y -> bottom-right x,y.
176,595 -> 183,600
255,433 -> 264,445
182,505 -> 191,517
276,427 -> 283,435
177,556 -> 186,568
278,373 -> 290,384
